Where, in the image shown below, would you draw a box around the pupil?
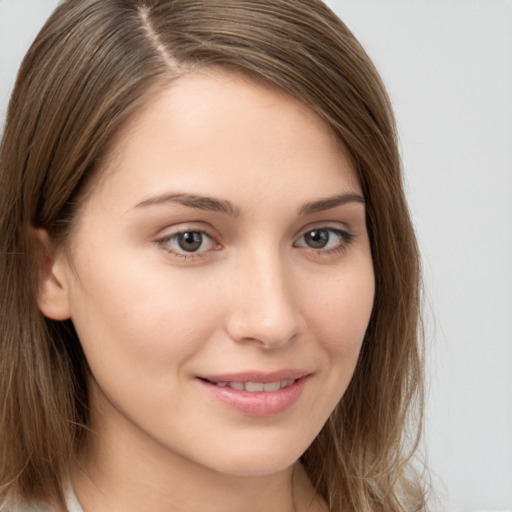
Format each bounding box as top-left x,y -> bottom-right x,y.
178,232 -> 202,252
305,230 -> 329,248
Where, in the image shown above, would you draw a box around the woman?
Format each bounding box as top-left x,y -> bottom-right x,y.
0,0 -> 427,511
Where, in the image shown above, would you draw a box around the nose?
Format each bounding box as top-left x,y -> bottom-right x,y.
225,248 -> 304,349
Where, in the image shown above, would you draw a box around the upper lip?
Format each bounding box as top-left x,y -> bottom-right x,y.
198,369 -> 312,383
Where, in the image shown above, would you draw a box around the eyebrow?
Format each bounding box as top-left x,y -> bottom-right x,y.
298,192 -> 365,215
134,191 -> 365,216
135,193 -> 241,217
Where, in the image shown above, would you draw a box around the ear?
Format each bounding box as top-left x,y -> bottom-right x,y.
31,228 -> 72,321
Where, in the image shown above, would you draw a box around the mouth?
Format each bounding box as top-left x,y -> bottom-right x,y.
200,378 -> 297,393
197,371 -> 311,417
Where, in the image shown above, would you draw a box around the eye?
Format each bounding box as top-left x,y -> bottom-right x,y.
294,227 -> 353,252
159,230 -> 217,256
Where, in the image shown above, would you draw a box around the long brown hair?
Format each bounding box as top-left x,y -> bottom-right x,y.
0,1 -> 427,510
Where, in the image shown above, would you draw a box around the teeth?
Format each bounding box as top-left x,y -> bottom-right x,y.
213,379 -> 296,392
263,381 -> 280,392
245,382 -> 264,392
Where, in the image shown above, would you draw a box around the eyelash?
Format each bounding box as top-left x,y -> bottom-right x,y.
156,229 -> 219,261
156,226 -> 354,261
294,227 -> 354,256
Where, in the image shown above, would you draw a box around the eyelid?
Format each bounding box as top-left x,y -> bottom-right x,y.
294,221 -> 351,240
154,221 -> 355,261
293,224 -> 355,254
155,224 -> 221,260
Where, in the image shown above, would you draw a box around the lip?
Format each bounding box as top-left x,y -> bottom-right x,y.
199,369 -> 310,384
197,370 -> 311,417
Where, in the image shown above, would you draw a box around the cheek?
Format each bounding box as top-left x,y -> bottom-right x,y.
311,267 -> 374,349
66,261 -> 226,431
286,266 -> 374,443
305,263 -> 375,402
67,253 -> 222,380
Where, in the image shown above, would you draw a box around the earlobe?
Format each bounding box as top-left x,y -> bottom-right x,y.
31,228 -> 72,321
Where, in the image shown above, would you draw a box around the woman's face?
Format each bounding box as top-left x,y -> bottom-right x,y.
45,70 -> 374,477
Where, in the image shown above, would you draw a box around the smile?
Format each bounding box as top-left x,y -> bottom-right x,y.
198,371 -> 310,417
211,379 -> 296,392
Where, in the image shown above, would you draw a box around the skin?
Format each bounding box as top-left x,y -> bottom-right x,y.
38,70 -> 375,512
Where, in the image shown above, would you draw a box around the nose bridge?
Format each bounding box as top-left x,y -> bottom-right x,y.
226,242 -> 302,348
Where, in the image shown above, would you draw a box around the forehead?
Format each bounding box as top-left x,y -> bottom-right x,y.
85,69 -> 359,214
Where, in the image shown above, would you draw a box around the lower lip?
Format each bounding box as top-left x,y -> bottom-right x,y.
198,377 -> 308,417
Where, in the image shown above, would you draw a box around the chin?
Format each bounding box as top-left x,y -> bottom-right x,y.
197,436 -> 309,478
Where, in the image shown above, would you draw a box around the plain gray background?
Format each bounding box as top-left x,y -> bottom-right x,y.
1,1 -> 511,511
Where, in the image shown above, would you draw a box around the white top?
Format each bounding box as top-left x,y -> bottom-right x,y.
7,487 -> 83,512
65,489 -> 83,512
